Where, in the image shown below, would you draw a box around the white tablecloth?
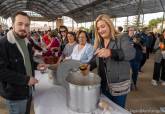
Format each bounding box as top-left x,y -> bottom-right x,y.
33,70 -> 131,114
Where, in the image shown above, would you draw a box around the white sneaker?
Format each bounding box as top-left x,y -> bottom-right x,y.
151,80 -> 158,86
161,81 -> 165,86
160,107 -> 165,112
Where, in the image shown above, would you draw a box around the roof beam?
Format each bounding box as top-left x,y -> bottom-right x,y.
159,0 -> 165,12
64,0 -> 106,16
2,6 -> 50,19
0,0 -> 57,18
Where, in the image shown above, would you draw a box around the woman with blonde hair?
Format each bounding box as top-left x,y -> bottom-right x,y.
89,14 -> 135,108
94,14 -> 118,49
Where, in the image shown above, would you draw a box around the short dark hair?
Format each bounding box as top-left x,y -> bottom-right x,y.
59,26 -> 68,33
77,30 -> 90,43
67,32 -> 76,41
12,11 -> 30,23
118,26 -> 123,32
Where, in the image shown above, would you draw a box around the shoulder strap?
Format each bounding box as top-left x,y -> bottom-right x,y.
114,38 -> 118,49
114,38 -> 121,49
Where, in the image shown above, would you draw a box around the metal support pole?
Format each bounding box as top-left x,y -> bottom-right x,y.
161,12 -> 165,31
134,0 -> 143,28
137,0 -> 141,28
159,0 -> 165,32
137,14 -> 140,28
2,18 -> 4,24
52,21 -> 54,30
92,5 -> 95,31
93,21 -> 94,30
127,16 -> 129,27
115,18 -> 116,28
72,19 -> 74,31
0,17 -> 2,24
5,19 -> 7,25
142,14 -> 144,27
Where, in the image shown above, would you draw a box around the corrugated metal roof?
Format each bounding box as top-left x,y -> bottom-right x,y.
0,0 -> 165,22
69,0 -> 165,23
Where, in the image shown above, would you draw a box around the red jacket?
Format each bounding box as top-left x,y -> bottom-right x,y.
42,34 -> 51,46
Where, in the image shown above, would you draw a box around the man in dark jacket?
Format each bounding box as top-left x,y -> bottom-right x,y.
0,12 -> 47,114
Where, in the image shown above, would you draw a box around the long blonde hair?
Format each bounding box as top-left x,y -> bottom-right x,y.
94,14 -> 118,49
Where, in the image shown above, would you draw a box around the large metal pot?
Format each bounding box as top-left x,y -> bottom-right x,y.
65,70 -> 101,113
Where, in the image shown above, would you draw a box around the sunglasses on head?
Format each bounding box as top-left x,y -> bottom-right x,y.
60,30 -> 66,32
60,29 -> 66,32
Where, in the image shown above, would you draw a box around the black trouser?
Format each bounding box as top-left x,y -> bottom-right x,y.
25,95 -> 32,114
146,48 -> 150,59
153,59 -> 165,81
139,53 -> 147,71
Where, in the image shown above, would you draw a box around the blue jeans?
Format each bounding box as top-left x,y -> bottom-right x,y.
102,89 -> 127,108
130,60 -> 140,86
5,99 -> 27,114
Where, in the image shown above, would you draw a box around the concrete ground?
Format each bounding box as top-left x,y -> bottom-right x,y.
0,54 -> 165,114
126,54 -> 165,114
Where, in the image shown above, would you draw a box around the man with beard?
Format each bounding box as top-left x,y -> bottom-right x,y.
0,12 -> 47,114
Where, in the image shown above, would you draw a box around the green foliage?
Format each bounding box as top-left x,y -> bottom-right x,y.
148,18 -> 163,28
89,24 -> 94,31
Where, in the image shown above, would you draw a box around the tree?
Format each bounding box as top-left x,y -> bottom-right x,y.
148,18 -> 162,29
131,15 -> 142,28
89,24 -> 94,31
123,18 -> 131,31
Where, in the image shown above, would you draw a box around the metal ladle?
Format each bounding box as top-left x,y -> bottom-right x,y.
79,53 -> 98,76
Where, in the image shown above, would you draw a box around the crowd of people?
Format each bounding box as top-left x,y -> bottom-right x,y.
0,11 -> 165,114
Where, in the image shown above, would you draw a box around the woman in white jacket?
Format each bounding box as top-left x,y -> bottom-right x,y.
67,30 -> 94,63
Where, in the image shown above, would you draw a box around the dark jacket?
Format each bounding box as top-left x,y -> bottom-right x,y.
90,33 -> 135,83
0,31 -> 37,100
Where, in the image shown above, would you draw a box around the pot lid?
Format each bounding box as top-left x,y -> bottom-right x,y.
66,71 -> 101,86
56,60 -> 81,86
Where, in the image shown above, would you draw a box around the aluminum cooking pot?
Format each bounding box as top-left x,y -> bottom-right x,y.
66,70 -> 101,113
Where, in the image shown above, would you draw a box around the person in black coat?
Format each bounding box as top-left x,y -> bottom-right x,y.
0,12 -> 47,114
